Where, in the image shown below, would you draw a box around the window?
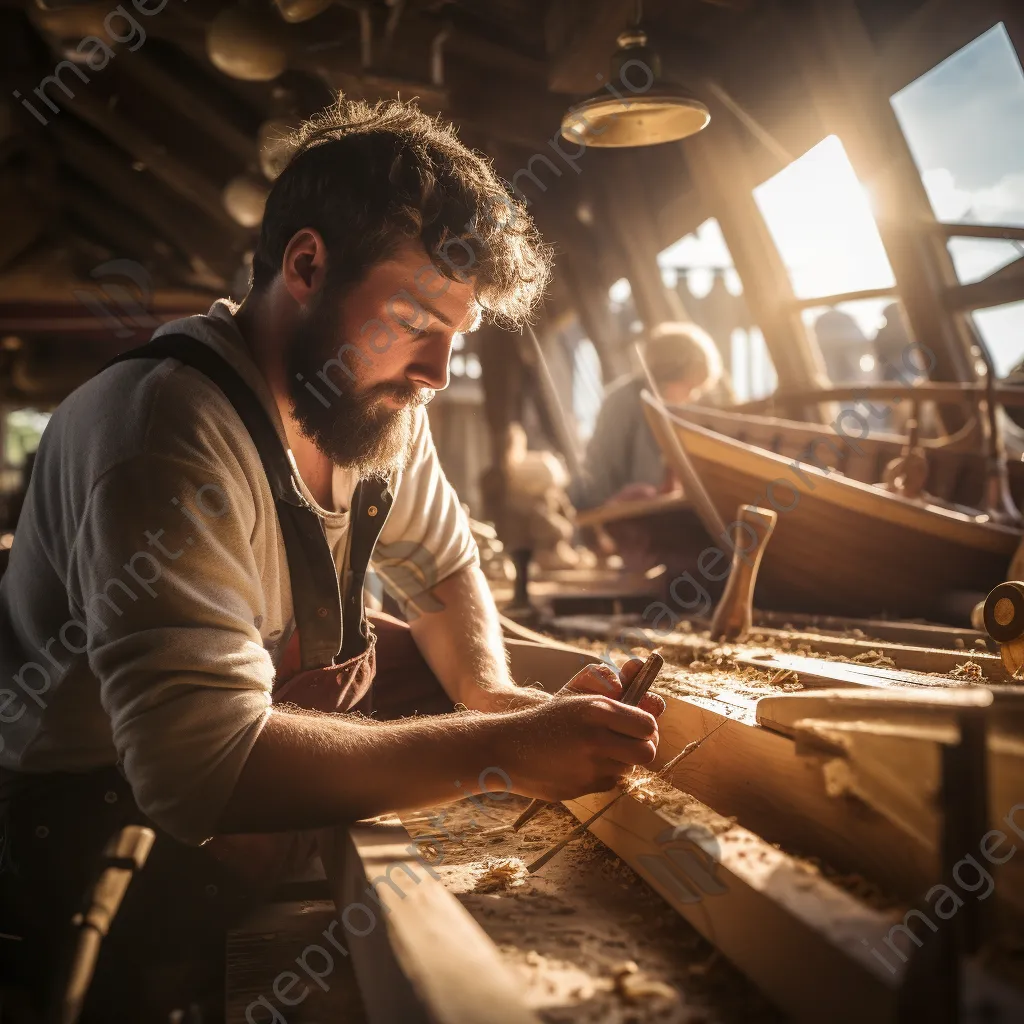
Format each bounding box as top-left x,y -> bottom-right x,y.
754,135 -> 896,301
891,23 -> 1024,375
4,408 -> 49,469
572,337 -> 603,440
753,135 -> 898,383
658,218 -> 774,402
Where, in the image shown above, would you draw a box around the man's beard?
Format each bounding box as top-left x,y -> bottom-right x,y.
285,298 -> 433,479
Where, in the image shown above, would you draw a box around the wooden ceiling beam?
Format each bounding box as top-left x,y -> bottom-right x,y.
113,54 -> 258,170
947,255 -> 1024,313
50,117 -> 239,285
52,86 -> 243,232
58,173 -> 193,286
545,0 -> 635,94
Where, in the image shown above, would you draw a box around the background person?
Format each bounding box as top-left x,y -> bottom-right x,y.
569,321 -> 723,512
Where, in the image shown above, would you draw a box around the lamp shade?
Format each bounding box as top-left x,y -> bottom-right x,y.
562,27 -> 709,148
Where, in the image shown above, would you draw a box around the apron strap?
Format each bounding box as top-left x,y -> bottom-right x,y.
105,334 -> 390,670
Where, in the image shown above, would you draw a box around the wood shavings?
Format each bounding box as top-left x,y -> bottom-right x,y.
950,660 -> 984,682
849,650 -> 896,669
610,960 -> 680,1005
474,857 -> 530,893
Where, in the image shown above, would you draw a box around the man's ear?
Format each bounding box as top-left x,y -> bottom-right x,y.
280,228 -> 330,305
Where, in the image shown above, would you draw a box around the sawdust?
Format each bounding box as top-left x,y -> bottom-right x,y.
625,770 -> 736,837
474,857 -> 530,893
781,852 -> 905,912
404,796 -> 783,1024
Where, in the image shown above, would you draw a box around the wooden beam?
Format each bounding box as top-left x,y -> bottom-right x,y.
591,149 -> 691,327
747,627 -> 1012,684
798,0 -> 979,386
947,256 -> 1024,313
731,650 -> 986,691
681,93 -> 830,400
734,380 -> 1024,414
54,87 -> 239,230
753,608 -> 996,652
875,0 -> 1005,96
940,223 -> 1024,243
50,117 -> 240,283
545,0 -> 635,94
562,785 -> 908,1023
792,286 -> 899,309
58,174 -> 191,285
649,689 -> 941,901
320,818 -> 540,1024
113,54 -> 258,169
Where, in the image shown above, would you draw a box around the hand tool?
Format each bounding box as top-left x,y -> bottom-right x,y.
50,825 -> 155,1024
708,504 -> 777,642
526,722 -> 725,873
511,652 -> 665,833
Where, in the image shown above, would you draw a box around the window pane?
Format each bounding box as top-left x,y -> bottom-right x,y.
801,299 -> 913,383
891,23 -> 1024,235
753,135 -> 896,299
573,338 -> 604,440
973,302 -> 1024,377
658,218 -> 774,402
730,327 -> 777,402
947,236 -> 1024,284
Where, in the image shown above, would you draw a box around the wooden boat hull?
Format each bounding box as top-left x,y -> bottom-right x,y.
645,404 -> 1020,621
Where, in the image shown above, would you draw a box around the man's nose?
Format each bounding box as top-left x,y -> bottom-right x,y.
407,336 -> 452,391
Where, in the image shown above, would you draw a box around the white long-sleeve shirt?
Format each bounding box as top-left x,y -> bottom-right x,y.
0,300 -> 478,843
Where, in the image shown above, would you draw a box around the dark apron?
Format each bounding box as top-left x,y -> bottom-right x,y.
0,334 -> 391,1017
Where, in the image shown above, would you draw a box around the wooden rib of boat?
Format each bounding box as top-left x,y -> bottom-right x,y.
642,397 -> 1021,621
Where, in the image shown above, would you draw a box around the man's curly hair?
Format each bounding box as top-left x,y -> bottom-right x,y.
251,98 -> 552,327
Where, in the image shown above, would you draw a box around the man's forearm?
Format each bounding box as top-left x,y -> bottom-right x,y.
218,706 -> 517,833
408,564 -> 549,712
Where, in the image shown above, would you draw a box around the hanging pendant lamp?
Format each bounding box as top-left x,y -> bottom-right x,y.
561,9 -> 709,148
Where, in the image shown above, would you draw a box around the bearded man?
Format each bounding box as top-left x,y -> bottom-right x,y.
0,99 -> 663,1020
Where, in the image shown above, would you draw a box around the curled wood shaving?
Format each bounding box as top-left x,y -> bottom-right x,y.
473,857 -> 529,893
950,660 -> 984,681
611,960 -> 680,1003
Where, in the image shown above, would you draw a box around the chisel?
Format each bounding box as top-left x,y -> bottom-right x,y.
511,652 -> 665,833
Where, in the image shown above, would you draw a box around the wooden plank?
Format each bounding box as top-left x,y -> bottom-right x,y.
545,612 -> 1006,683
226,901 -> 367,1024
732,650 -> 980,690
651,690 -> 940,902
747,626 -> 1009,682
754,688 -> 990,848
753,609 -> 997,653
321,819 -> 540,1024
562,786 -> 907,1024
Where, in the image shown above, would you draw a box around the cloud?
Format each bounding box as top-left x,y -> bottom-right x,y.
922,168 -> 1024,226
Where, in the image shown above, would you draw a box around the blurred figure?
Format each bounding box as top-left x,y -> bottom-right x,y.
569,322 -> 722,512
812,309 -> 875,383
504,423 -> 596,570
873,302 -> 913,380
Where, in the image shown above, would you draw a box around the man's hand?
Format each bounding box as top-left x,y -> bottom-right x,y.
558,657 -> 666,719
610,482 -> 659,504
504,691 -> 660,802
